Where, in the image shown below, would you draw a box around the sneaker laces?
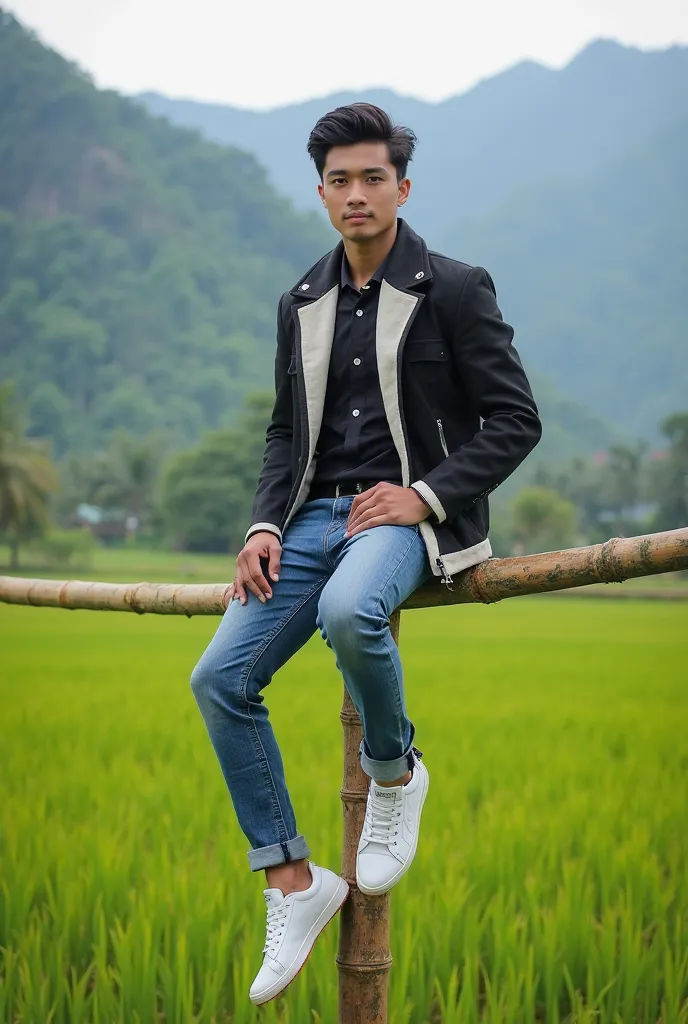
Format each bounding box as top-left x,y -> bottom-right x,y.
362,789 -> 402,844
262,902 -> 289,957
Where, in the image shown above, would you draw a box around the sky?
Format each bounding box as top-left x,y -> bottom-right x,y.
7,0 -> 688,109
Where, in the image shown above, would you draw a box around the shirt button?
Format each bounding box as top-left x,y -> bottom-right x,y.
352,409 -> 360,417
355,309 -> 363,317
353,357 -> 361,366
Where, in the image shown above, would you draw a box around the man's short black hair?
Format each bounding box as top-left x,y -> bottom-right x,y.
307,102 -> 417,182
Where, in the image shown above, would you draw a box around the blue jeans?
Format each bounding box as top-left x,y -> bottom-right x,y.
190,495 -> 432,872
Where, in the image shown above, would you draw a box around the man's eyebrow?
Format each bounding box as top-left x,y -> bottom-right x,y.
325,166 -> 389,178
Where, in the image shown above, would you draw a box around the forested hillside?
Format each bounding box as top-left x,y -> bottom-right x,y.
446,118 -> 688,436
139,40 -> 688,441
0,10 -> 328,457
0,11 -> 631,465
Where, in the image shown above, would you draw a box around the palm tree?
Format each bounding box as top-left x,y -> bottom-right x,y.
0,383 -> 58,569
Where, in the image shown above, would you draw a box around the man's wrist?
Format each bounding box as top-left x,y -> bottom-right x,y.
409,481 -> 447,524
409,485 -> 438,524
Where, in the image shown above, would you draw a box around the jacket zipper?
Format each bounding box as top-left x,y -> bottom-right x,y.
436,418 -> 449,458
436,557 -> 454,590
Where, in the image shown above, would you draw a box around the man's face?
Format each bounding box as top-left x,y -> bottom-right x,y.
318,141 -> 410,241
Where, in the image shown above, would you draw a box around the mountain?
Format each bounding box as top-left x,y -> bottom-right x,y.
138,41 -> 688,439
444,117 -> 688,437
0,9 -> 329,457
0,11 -> 627,465
137,40 -> 688,245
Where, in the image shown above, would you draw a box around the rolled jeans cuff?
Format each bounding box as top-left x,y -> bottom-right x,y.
247,833 -> 311,872
358,723 -> 417,782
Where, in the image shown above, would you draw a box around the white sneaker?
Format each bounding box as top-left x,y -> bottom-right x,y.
356,746 -> 429,896
249,860 -> 349,1005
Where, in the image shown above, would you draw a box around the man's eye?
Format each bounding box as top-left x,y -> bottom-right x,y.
368,176 -> 382,182
332,178 -> 346,185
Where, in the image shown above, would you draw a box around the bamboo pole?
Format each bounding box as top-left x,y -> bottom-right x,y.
1,526 -> 687,615
336,610 -> 400,1024
1,524 -> 687,1023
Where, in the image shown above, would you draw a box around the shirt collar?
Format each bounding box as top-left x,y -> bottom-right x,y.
290,218 -> 432,300
340,249 -> 390,293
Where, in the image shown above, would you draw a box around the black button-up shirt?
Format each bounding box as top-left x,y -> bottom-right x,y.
309,252 -> 403,489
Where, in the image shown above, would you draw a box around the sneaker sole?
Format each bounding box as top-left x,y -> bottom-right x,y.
356,762 -> 430,896
250,876 -> 350,1005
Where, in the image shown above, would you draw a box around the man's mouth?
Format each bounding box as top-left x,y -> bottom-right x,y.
346,212 -> 370,221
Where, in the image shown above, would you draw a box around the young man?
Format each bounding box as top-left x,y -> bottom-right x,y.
191,102 -> 542,1005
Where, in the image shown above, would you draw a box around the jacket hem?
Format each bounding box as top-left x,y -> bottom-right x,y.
418,519 -> 492,576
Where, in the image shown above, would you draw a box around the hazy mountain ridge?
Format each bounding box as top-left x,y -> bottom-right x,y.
138,40 -> 688,243
138,41 -> 688,439
0,12 -> 647,463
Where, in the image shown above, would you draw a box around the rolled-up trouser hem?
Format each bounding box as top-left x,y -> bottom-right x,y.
358,737 -> 416,782
247,834 -> 311,872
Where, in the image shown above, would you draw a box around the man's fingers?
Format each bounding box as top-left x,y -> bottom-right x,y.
244,575 -> 267,603
347,498 -> 387,533
346,490 -> 380,531
232,543 -> 282,605
346,513 -> 391,537
246,555 -> 272,602
268,547 -> 281,581
348,485 -> 377,518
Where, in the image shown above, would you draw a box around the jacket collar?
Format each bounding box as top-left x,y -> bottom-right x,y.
289,217 -> 432,300
340,247 -> 389,291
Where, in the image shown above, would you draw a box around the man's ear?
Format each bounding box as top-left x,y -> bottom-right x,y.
397,176 -> 411,207
318,182 -> 327,207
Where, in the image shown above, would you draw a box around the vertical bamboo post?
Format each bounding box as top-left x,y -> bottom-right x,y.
336,607 -> 401,1023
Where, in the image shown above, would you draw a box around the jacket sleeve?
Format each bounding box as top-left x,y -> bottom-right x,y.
411,266 -> 542,522
244,294 -> 295,544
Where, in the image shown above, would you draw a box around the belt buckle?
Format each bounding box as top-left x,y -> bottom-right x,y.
335,481 -> 363,498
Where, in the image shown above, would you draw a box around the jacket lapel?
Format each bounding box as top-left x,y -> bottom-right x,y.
296,283 -> 339,475
374,218 -> 432,487
283,218 -> 431,522
375,281 -> 421,487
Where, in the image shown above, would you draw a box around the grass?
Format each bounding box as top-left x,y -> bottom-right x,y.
0,543 -> 235,584
1,593 -> 687,1022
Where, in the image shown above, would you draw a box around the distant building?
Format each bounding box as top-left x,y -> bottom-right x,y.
71,503 -> 130,543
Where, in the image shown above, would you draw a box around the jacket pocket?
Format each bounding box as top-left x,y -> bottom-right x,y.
405,339 -> 448,362
287,354 -> 298,374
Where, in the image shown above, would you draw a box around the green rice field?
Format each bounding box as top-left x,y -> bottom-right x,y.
1,586 -> 687,1022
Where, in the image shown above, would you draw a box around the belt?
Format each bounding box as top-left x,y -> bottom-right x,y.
307,479 -> 378,499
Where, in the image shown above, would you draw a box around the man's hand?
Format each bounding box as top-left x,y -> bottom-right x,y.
226,532 -> 282,607
345,483 -> 432,538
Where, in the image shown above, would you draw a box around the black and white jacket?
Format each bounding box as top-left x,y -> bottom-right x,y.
245,218 -> 542,586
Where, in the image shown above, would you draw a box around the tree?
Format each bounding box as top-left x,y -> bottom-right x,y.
0,11 -> 328,461
652,412 -> 688,531
157,392 -> 272,552
0,382 -> 58,568
530,458 -> 605,541
511,486 -> 578,555
599,441 -> 650,535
